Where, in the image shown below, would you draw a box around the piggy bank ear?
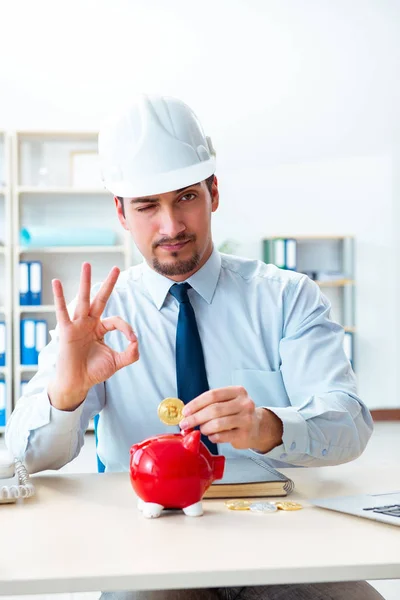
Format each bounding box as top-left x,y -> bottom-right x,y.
130,443 -> 139,455
182,430 -> 201,453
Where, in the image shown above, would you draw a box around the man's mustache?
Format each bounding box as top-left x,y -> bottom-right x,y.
154,234 -> 196,248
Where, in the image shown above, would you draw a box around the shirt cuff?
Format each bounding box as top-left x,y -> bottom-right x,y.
256,406 -> 309,460
49,400 -> 86,431
27,390 -> 86,433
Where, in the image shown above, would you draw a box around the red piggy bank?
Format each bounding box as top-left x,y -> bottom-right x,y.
129,429 -> 225,518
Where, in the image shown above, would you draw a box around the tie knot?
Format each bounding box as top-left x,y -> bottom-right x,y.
169,282 -> 191,304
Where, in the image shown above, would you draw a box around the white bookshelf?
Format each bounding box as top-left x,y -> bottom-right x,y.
18,365 -> 39,374
11,131 -> 136,406
17,305 -> 55,313
263,235 -> 356,366
0,132 -> 12,433
18,245 -> 126,254
17,186 -> 111,195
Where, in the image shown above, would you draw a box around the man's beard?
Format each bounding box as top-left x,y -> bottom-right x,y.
151,233 -> 200,276
152,251 -> 201,276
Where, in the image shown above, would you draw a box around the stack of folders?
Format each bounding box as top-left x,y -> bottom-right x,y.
20,319 -> 48,365
0,321 -> 5,367
204,456 -> 294,499
0,380 -> 6,427
19,261 -> 42,305
263,238 -> 297,271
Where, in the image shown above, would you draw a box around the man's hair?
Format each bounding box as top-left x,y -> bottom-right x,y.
117,174 -> 215,217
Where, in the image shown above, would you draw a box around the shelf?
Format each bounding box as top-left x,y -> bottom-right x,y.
0,247 -> 5,254
18,305 -> 55,313
270,235 -> 354,240
18,365 -> 38,373
17,131 -> 97,139
0,187 -> 8,195
315,279 -> 355,287
0,426 -> 5,434
17,186 -> 109,195
0,367 -> 9,376
18,245 -> 125,254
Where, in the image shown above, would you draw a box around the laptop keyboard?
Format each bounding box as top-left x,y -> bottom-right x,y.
363,504 -> 400,517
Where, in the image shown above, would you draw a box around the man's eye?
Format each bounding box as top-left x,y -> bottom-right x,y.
137,205 -> 155,212
180,193 -> 195,201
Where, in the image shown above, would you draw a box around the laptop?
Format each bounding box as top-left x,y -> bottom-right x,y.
310,491 -> 400,526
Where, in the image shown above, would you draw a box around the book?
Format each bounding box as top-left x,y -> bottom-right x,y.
204,456 -> 294,499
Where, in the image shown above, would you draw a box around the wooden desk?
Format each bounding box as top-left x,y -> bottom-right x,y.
1,464 -> 400,595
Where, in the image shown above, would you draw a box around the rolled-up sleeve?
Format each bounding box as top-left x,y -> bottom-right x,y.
262,275 -> 373,467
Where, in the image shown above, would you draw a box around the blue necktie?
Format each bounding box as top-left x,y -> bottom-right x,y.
169,283 -> 218,455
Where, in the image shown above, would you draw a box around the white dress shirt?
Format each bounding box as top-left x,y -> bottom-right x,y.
6,247 -> 373,474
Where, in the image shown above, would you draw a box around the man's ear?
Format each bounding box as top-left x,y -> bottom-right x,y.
114,196 -> 129,230
211,175 -> 219,213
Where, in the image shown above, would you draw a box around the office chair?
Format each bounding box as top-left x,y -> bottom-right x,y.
93,414 -> 105,473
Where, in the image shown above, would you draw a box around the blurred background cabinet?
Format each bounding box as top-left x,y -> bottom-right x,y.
263,235 -> 355,367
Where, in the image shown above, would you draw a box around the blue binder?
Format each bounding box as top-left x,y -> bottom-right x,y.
0,321 -> 5,367
93,414 -> 105,473
19,261 -> 30,305
35,320 -> 48,363
29,261 -> 42,305
20,319 -> 37,365
0,380 -> 5,427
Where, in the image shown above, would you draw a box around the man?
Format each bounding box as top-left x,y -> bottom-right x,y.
6,95 -> 381,599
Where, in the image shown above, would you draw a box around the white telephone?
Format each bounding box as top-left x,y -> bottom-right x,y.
0,449 -> 35,504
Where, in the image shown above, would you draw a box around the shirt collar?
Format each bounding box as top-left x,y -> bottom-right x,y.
141,246 -> 222,310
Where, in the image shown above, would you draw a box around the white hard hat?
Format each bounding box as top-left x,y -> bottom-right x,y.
98,94 -> 216,198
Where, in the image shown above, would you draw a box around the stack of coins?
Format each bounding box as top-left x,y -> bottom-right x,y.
225,500 -> 303,512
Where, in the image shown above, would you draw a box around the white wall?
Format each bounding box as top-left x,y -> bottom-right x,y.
0,0 -> 399,409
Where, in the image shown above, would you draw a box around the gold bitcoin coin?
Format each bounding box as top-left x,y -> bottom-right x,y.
225,500 -> 251,511
157,397 -> 185,426
275,501 -> 303,511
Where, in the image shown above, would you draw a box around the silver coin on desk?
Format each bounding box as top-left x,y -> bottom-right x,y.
249,501 -> 278,513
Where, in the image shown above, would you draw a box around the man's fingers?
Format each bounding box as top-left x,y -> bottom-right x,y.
90,266 -> 121,318
52,279 -> 71,326
100,316 -> 139,371
114,343 -> 140,371
73,263 -> 92,319
199,414 -> 245,437
180,398 -> 242,430
100,316 -> 137,342
208,429 -> 244,447
182,386 -> 246,417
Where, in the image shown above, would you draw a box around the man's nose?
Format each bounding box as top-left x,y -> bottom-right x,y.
158,208 -> 186,239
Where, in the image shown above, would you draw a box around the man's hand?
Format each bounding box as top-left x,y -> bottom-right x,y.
179,386 -> 283,453
48,262 -> 139,412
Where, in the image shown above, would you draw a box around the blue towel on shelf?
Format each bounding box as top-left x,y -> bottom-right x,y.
20,227 -> 117,247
